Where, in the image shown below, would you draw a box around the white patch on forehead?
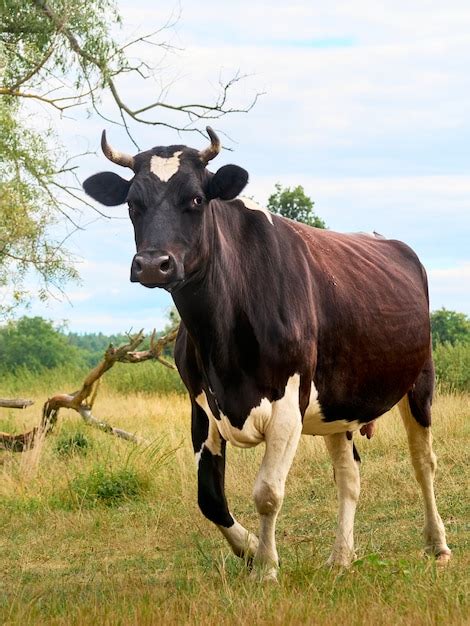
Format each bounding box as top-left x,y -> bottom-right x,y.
239,196 -> 274,225
302,382 -> 361,435
150,150 -> 182,182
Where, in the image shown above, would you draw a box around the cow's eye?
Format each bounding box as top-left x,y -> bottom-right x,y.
193,196 -> 204,206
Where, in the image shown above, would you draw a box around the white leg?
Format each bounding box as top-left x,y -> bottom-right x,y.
324,432 -> 360,567
398,396 -> 451,561
252,375 -> 302,581
218,520 -> 259,559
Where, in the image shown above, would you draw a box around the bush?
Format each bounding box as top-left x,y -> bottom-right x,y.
434,342 -> 470,392
67,465 -> 150,508
55,431 -> 91,456
431,308 -> 470,348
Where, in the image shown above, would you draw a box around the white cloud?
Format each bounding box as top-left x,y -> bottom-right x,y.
429,262 -> 470,312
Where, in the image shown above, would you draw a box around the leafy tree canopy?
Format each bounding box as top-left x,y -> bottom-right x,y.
431,308 -> 470,348
267,183 -> 326,228
0,316 -> 83,373
0,98 -> 78,315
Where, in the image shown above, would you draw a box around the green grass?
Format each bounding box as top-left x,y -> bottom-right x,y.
434,342 -> 470,392
0,392 -> 469,625
0,359 -> 185,397
54,431 -> 92,457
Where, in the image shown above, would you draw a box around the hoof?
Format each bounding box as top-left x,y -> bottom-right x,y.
249,564 -> 279,583
262,570 -> 279,584
326,551 -> 354,568
435,550 -> 452,566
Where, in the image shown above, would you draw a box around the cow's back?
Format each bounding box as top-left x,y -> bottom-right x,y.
282,221 -> 431,422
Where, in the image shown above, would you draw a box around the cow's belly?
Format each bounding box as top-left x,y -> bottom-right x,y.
302,383 -> 362,436
196,381 -> 363,447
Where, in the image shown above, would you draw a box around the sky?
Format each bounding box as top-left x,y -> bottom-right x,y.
7,0 -> 470,333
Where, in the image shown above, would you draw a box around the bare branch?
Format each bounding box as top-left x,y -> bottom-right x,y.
0,398 -> 34,409
121,326 -> 178,368
0,86 -> 86,111
0,429 -> 38,452
0,326 -> 180,452
27,0 -> 262,137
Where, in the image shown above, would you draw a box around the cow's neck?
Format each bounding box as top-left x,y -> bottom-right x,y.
173,202 -> 311,383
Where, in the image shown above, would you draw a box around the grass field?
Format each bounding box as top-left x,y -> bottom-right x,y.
1,391 -> 469,625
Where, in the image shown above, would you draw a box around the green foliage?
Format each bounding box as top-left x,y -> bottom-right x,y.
0,316 -> 84,374
1,0 -> 122,89
0,99 -> 77,314
0,316 -> 183,395
0,362 -> 86,396
55,431 -> 91,456
104,360 -> 185,395
267,183 -> 326,228
2,310 -> 469,396
431,308 -> 470,348
0,0 -> 124,313
67,331 -> 129,366
66,465 -> 150,508
434,341 -> 470,392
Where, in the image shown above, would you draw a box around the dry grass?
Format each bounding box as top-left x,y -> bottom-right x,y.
0,391 -> 469,625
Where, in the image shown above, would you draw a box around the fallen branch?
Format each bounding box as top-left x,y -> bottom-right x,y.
0,326 -> 179,452
0,398 -> 34,409
0,428 -> 38,452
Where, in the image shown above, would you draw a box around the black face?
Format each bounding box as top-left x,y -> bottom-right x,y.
83,138 -> 248,292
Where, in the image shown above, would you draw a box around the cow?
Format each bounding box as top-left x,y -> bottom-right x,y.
83,127 -> 451,581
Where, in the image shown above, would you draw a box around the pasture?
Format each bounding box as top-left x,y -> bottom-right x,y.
1,389 -> 469,625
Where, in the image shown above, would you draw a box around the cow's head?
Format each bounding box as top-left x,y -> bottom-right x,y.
83,127 -> 248,292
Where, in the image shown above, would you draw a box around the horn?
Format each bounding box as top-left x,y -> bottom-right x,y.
199,126 -> 221,164
101,130 -> 135,170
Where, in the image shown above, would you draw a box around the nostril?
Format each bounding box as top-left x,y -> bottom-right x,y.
160,259 -> 170,273
158,256 -> 171,274
134,257 -> 143,273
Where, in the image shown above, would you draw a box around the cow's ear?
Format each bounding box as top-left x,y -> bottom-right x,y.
83,171 -> 131,206
207,164 -> 249,201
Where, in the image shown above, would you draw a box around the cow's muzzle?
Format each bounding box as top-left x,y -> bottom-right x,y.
130,250 -> 183,291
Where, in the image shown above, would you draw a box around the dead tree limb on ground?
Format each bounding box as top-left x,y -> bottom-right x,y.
0,326 -> 179,452
0,399 -> 34,409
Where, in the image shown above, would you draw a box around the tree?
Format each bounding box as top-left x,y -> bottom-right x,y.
0,98 -> 78,314
0,0 -> 259,315
430,308 -> 470,348
0,316 -> 83,373
267,183 -> 326,228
